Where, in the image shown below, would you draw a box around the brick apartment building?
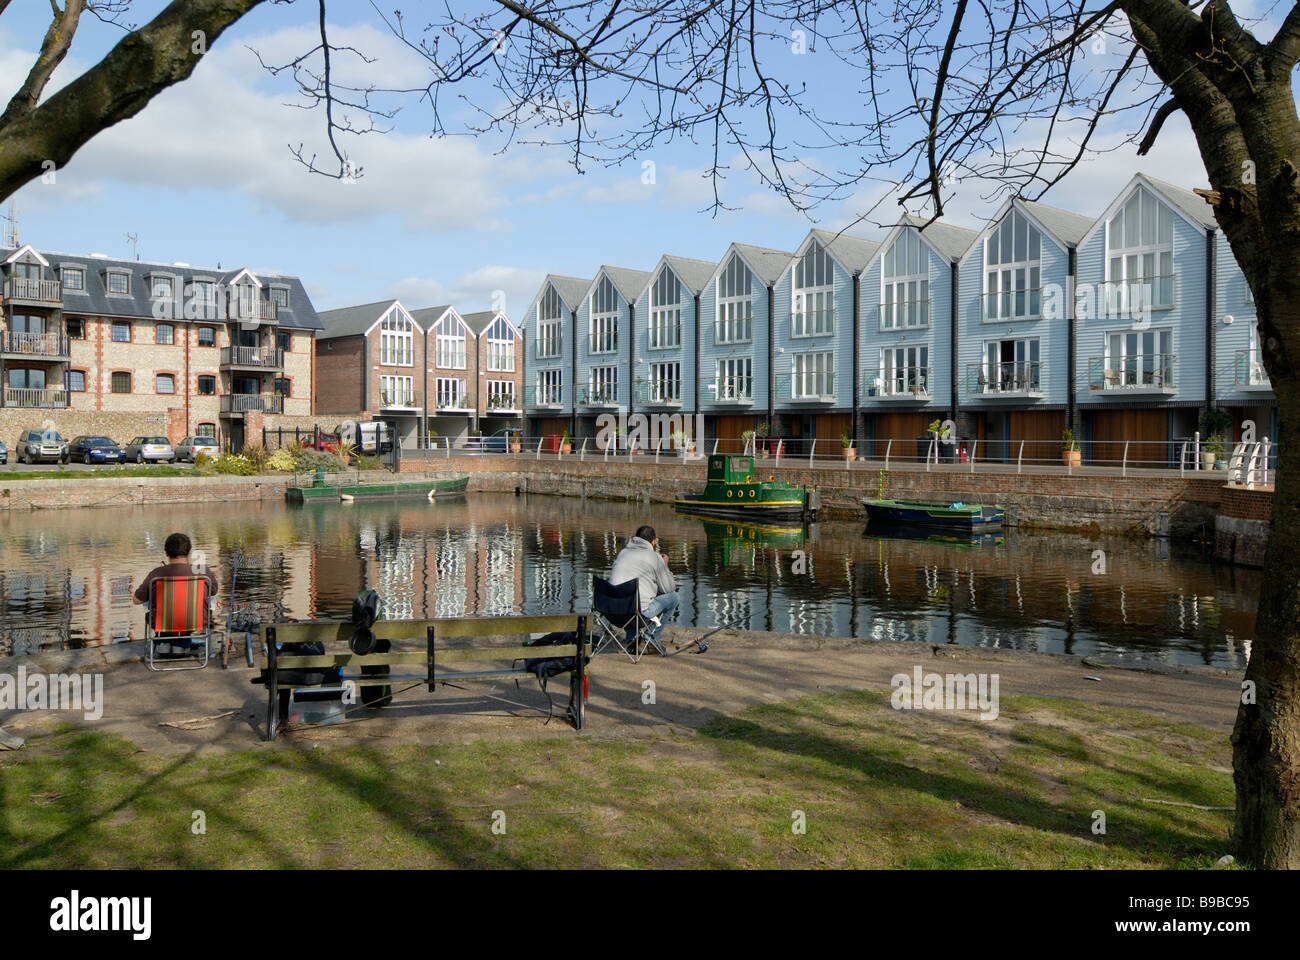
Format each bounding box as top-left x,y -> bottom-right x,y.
315,300 -> 522,447
0,243 -> 325,450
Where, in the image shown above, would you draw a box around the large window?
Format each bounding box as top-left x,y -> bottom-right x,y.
881,230 -> 930,330
62,267 -> 84,291
980,338 -> 1041,393
1107,186 -> 1175,310
112,321 -> 131,343
538,369 -> 563,405
106,271 -> 130,295
380,306 -> 414,366
156,323 -> 174,345
196,423 -> 217,438
151,276 -> 174,299
485,317 -> 515,371
435,377 -> 467,408
648,361 -> 680,403
111,371 -> 132,393
589,276 -> 619,354
197,326 -> 216,347
649,268 -> 682,349
380,374 -> 414,406
67,370 -> 86,392
792,351 -> 834,398
274,378 -> 291,397
434,316 -> 466,369
197,375 -> 216,395
714,357 -> 752,401
1105,328 -> 1173,388
792,242 -> 834,337
270,286 -> 290,308
156,374 -> 175,394
66,318 -> 85,340
486,379 -> 516,409
716,254 -> 753,344
588,365 -> 618,404
985,208 -> 1042,320
536,286 -> 564,359
878,346 -> 929,397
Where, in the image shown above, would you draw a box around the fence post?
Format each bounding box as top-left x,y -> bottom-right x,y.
1193,431 -> 1201,471
970,439 -> 977,474
536,436 -> 543,461
777,439 -> 784,462
1180,439 -> 1188,477
1017,440 -> 1024,475
809,438 -> 816,465
712,438 -> 718,456
1262,437 -> 1272,486
1122,441 -> 1129,478
262,426 -> 267,449
885,439 -> 892,472
581,437 -> 588,461
925,437 -> 933,472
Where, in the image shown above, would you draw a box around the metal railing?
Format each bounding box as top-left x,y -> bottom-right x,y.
523,385 -> 563,408
982,289 -> 1042,322
432,392 -> 472,411
220,345 -> 284,369
1,331 -> 70,357
966,361 -> 1044,396
790,306 -> 835,337
227,298 -> 277,322
633,381 -> 682,405
1087,354 -> 1176,392
699,378 -> 754,404
1102,275 -> 1177,313
220,393 -> 283,414
534,336 -> 563,360
878,298 -> 931,331
486,394 -> 520,412
864,366 -> 929,399
1235,349 -> 1271,389
587,332 -> 618,355
647,324 -> 681,351
2,386 -> 69,408
3,277 -> 61,303
381,390 -> 421,409
577,385 -> 620,406
775,372 -> 835,402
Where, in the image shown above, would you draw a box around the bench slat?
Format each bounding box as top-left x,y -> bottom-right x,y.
278,669 -> 575,690
274,644 -> 586,670
263,614 -> 585,644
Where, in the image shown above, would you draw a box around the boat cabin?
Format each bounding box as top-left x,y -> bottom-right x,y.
707,455 -> 758,484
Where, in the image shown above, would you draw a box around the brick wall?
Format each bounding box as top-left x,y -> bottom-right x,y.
316,334 -> 365,415
1219,485 -> 1273,521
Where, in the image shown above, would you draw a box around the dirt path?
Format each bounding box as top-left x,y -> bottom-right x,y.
2,628 -> 1242,753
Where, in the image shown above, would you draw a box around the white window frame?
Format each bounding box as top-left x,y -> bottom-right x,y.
538,369 -> 563,405
980,337 -> 1042,393
434,316 -> 467,369
486,379 -> 516,410
61,267 -> 85,291
106,271 -> 130,296
485,317 -> 515,372
648,361 -> 681,403
379,306 -> 415,367
792,242 -> 835,337
649,268 -> 682,350
1104,327 -> 1174,388
588,365 -> 618,404
536,286 -> 564,359
380,374 -> 415,407
715,357 -> 753,401
984,209 -> 1043,321
434,376 -> 467,409
1106,186 -> 1175,312
880,230 -> 930,330
589,276 -> 620,355
716,254 -> 754,344
879,346 -> 929,397
792,351 -> 834,398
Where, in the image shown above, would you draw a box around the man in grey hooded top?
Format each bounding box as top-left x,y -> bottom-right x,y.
609,525 -> 679,646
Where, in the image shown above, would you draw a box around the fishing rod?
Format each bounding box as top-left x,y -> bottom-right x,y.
659,615 -> 745,657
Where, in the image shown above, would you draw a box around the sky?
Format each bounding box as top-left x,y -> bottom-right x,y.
0,0 -> 1284,318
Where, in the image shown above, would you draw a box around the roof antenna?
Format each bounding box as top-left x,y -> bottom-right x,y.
2,200 -> 19,249
124,232 -> 139,260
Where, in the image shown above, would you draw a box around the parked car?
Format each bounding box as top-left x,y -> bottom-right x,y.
0,439 -> 6,465
16,429 -> 70,465
462,429 -> 516,453
174,436 -> 220,462
125,436 -> 175,463
69,435 -> 126,464
300,432 -> 341,454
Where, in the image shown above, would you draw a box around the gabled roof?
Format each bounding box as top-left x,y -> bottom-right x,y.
409,304 -> 463,333
636,254 -> 717,302
317,299 -> 418,340
1081,173 -> 1219,246
0,247 -> 322,331
585,265 -> 652,306
3,243 -> 49,267
1018,200 -> 1095,247
463,309 -> 518,338
710,242 -> 797,288
802,228 -> 881,274
524,274 -> 591,320
901,215 -> 979,262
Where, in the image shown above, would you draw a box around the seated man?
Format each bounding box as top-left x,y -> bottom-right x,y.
609,525 -> 679,648
133,532 -> 220,651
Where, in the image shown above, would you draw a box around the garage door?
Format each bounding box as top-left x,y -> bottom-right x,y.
1088,409 -> 1169,465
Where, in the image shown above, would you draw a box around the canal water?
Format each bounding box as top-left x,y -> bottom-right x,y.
0,493 -> 1258,668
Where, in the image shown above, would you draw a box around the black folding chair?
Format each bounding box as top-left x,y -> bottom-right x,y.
592,576 -> 657,662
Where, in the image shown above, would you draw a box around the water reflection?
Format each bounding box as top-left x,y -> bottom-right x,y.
0,493 -> 1258,668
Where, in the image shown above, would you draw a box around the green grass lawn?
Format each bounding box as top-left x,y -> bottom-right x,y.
0,690 -> 1234,869
0,465 -> 198,481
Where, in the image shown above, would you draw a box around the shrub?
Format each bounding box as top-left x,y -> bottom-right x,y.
212,453 -> 257,476
294,448 -> 346,472
193,450 -> 211,468
242,444 -> 269,472
267,448 -> 298,472
355,454 -> 383,471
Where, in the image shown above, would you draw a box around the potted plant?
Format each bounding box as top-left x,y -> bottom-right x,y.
508,430 -> 522,454
755,420 -> 771,457
740,428 -> 756,455
560,429 -> 572,455
841,428 -> 855,461
1203,434 -> 1224,470
1061,428 -> 1081,467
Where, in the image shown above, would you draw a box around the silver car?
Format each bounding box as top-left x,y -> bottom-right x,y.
174,436 -> 220,462
16,429 -> 70,465
125,436 -> 175,463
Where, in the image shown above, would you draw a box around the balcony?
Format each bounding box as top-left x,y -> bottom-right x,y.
486,394 -> 521,414
1087,355 -> 1177,395
226,298 -> 277,323
700,378 -> 754,406
588,333 -> 618,355
2,386 -> 69,408
577,385 -> 620,409
524,385 -> 563,409
220,393 -> 283,415
3,277 -> 62,305
790,307 -> 835,338
220,345 -> 284,371
646,326 -> 681,351
775,373 -> 835,404
633,381 -> 681,407
864,366 -> 930,401
432,392 -> 473,413
380,390 -> 422,412
1,331 -> 70,359
966,361 -> 1044,399
878,299 -> 931,332
982,290 -> 1042,323
1235,350 -> 1272,391
535,338 -> 563,360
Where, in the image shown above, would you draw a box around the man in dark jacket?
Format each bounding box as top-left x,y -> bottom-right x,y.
609,525 -> 678,646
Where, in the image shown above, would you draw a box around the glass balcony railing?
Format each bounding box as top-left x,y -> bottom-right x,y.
523,385 -> 563,407
967,361 -> 1044,396
864,366 -> 930,399
790,306 -> 835,338
982,289 -> 1042,322
1235,350 -> 1271,390
1087,355 -> 1176,392
578,385 -> 620,406
775,372 -> 835,402
878,299 -> 931,331
588,333 -> 618,355
700,378 -> 754,404
534,337 -> 563,360
633,381 -> 681,405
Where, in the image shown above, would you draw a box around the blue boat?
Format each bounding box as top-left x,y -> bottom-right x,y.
861,498 -> 1004,531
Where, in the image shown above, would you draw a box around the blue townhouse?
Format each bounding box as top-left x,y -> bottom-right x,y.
630,254 -> 716,429
956,198 -> 1093,462
523,274 -> 589,440
573,265 -> 651,443
858,216 -> 977,456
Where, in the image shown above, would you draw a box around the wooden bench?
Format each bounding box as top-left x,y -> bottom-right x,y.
255,614 -> 591,741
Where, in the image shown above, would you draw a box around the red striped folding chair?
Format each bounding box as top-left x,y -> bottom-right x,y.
145,576 -> 214,671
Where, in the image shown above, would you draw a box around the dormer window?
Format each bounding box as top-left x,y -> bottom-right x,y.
270,285 -> 289,308
649,268 -> 682,349
984,208 -> 1042,321
536,285 -> 564,359
62,267 -> 84,291
379,306 -> 414,366
1107,186 -> 1174,310
151,276 -> 174,299
106,271 -> 130,295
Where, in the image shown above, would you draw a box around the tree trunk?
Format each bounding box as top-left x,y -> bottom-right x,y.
1232,306 -> 1300,868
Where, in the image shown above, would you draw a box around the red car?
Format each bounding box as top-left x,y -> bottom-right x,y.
301,432 -> 341,453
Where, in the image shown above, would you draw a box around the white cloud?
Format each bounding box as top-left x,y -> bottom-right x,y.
383,264 -> 547,316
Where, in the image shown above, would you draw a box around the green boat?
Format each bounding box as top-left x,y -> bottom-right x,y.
861,498 -> 1004,530
674,455 -> 817,521
287,475 -> 469,503
684,515 -> 807,567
